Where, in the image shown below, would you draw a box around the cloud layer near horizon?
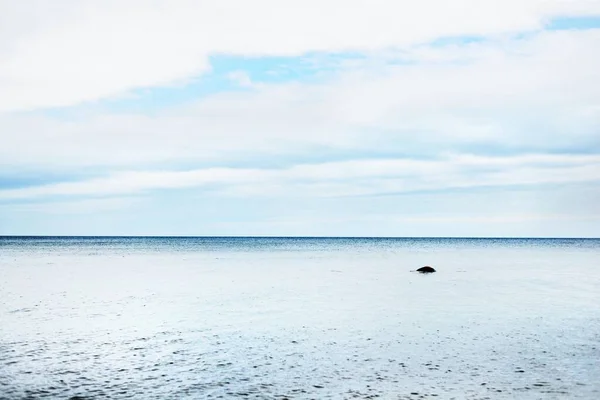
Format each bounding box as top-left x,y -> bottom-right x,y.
2,154 -> 600,200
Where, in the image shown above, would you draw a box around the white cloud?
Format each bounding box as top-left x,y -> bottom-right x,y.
1,154 -> 599,201
1,29 -> 599,170
393,213 -> 600,224
239,212 -> 600,228
228,71 -> 253,87
1,0 -> 600,111
0,196 -> 140,214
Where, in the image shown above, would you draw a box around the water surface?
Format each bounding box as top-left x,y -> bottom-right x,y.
1,237 -> 599,399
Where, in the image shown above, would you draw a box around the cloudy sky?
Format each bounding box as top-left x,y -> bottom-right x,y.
1,0 -> 599,237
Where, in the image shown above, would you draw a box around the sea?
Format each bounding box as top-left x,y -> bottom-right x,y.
1,237 -> 599,399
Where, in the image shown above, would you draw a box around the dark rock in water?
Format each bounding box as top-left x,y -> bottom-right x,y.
416,266 -> 436,273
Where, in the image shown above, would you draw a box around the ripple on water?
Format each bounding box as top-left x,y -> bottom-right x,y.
2,238 -> 600,399
1,323 -> 599,399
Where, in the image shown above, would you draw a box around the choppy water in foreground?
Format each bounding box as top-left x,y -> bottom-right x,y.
1,237 -> 599,399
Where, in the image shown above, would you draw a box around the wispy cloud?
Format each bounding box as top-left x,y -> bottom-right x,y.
0,197 -> 141,214
227,71 -> 253,88
1,154 -> 599,201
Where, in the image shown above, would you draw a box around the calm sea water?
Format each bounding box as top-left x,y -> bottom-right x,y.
1,237 -> 599,399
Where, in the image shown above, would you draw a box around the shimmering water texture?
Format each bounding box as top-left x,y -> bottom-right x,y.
1,237 -> 599,399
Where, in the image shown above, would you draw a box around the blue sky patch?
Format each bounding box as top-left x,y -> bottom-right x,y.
547,16 -> 600,30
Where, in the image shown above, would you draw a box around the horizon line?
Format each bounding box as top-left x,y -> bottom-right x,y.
1,235 -> 598,240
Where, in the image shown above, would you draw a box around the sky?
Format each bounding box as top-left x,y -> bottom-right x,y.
1,0 -> 600,237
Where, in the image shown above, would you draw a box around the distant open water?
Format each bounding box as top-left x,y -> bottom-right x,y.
1,237 -> 599,399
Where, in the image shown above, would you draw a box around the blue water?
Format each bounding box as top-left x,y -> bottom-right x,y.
2,236 -> 599,252
1,237 -> 599,399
